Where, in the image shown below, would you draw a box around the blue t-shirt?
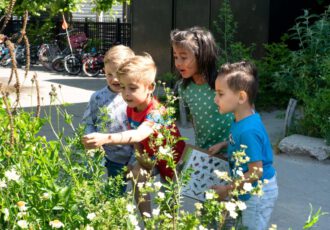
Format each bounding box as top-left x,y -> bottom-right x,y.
227,113 -> 276,200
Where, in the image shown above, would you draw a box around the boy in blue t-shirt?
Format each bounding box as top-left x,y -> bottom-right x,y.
209,61 -> 278,230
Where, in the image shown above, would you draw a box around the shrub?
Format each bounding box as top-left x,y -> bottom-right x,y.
272,6 -> 330,141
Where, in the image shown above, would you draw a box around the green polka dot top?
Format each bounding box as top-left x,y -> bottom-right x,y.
179,81 -> 234,150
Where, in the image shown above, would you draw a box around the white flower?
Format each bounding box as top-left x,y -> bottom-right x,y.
154,181 -> 162,190
145,182 -> 152,188
3,208 -> 9,221
49,219 -> 64,228
269,224 -> 277,230
87,212 -> 96,221
134,226 -> 141,230
126,171 -> 134,179
17,201 -> 28,212
17,212 -> 27,218
5,168 -> 20,181
224,201 -> 236,212
198,225 -> 208,230
236,170 -> 244,178
214,170 -> 228,179
240,144 -> 248,149
159,146 -> 171,157
194,202 -> 203,210
137,182 -> 144,189
243,182 -> 253,192
17,220 -> 28,229
86,225 -> 94,230
128,214 -> 138,226
41,192 -> 50,200
0,180 -> 7,189
140,169 -> 148,176
164,212 -> 172,219
236,200 -> 247,210
126,204 -> 136,213
157,192 -> 165,199
256,189 -> 264,197
229,210 -> 238,219
143,212 -> 151,218
205,191 -> 214,200
152,208 -> 160,216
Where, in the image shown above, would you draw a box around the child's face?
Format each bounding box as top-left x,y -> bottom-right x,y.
214,77 -> 240,114
173,45 -> 198,79
119,76 -> 154,111
104,64 -> 121,93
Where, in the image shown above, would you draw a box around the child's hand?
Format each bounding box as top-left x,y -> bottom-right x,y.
82,133 -> 109,149
211,185 -> 229,201
208,141 -> 227,155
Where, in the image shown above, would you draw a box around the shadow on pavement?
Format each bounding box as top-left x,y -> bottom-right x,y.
46,78 -> 106,91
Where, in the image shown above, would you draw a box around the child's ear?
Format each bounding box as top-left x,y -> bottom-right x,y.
149,82 -> 156,92
238,91 -> 248,104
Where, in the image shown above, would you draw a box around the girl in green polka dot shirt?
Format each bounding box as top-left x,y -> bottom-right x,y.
170,27 -> 234,152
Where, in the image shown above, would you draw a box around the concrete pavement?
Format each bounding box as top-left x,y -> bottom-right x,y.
1,66 -> 329,229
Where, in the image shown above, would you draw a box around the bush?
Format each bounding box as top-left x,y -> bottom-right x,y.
272,6 -> 330,141
256,38 -> 294,109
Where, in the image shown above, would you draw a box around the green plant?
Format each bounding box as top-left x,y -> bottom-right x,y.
212,0 -> 255,67
255,37 -> 294,109
303,204 -> 328,229
158,72 -> 177,89
271,5 -> 330,140
85,38 -> 102,52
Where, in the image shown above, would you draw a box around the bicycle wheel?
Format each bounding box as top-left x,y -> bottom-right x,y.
38,46 -> 53,71
64,54 -> 81,75
51,56 -> 65,72
82,60 -> 100,77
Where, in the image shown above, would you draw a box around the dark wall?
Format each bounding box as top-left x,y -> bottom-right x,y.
130,0 -> 272,74
269,0 -> 327,48
131,1 -> 328,74
174,0 -> 211,29
230,0 -> 270,56
130,1 -> 173,74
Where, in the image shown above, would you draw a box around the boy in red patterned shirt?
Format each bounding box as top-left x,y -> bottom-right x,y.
82,53 -> 185,215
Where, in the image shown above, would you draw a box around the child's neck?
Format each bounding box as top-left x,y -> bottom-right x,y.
234,104 -> 254,122
135,96 -> 153,112
192,74 -> 206,85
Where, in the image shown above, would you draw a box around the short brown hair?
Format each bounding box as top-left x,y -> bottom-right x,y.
117,53 -> 157,85
103,45 -> 135,72
218,61 -> 258,105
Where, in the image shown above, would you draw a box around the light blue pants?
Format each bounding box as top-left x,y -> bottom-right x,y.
242,175 -> 278,230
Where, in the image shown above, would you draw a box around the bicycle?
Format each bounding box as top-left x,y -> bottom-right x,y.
38,32 -> 71,71
82,51 -> 104,77
62,31 -> 88,75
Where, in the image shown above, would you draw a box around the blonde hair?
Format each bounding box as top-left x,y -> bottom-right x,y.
103,45 -> 135,72
117,53 -> 157,85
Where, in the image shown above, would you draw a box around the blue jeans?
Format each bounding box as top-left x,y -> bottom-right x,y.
104,159 -> 127,195
242,175 -> 278,230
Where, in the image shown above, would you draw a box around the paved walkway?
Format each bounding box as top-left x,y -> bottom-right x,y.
1,66 -> 329,229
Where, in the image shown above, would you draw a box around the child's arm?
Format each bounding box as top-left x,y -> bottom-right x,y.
211,161 -> 263,200
82,98 -> 97,134
82,121 -> 154,149
208,141 -> 228,155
